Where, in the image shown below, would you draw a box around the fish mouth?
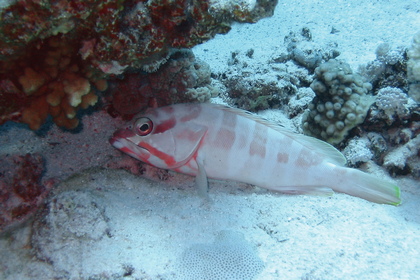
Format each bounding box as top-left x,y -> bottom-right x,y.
110,129 -> 138,149
109,130 -> 150,162
109,135 -> 146,151
109,136 -> 126,149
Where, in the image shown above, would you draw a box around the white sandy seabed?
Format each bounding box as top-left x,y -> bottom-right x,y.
1,0 -> 420,279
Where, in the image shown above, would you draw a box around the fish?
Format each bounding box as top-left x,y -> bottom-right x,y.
109,103 -> 401,205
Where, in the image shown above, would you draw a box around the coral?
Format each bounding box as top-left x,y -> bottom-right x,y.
177,230 -> 264,280
0,0 -> 277,129
407,32 -> 420,81
407,31 -> 420,101
109,50 -> 216,118
367,132 -> 388,161
364,87 -> 417,132
0,36 -> 107,130
383,134 -> 420,175
342,137 -> 373,166
361,88 -> 420,177
284,27 -> 340,70
220,49 -> 312,111
1,0 -> 277,71
0,79 -> 25,124
374,87 -> 414,125
287,87 -> 316,117
375,43 -> 405,66
0,153 -> 54,233
302,59 -> 375,144
357,43 -> 407,92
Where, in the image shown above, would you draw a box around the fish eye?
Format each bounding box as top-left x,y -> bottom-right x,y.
134,117 -> 153,136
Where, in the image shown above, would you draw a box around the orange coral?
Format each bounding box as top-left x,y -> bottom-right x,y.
14,36 -> 108,130
18,67 -> 46,95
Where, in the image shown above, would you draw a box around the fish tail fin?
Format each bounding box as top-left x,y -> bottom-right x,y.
335,167 -> 401,206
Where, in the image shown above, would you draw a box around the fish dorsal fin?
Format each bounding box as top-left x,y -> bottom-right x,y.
208,103 -> 347,166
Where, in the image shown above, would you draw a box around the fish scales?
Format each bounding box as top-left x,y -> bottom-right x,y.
110,103 -> 401,205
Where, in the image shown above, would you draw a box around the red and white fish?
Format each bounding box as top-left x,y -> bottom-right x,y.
110,103 -> 401,205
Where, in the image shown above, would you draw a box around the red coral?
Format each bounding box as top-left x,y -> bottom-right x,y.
111,74 -> 153,117
1,0 -> 275,71
0,153 -> 54,232
108,50 -> 213,118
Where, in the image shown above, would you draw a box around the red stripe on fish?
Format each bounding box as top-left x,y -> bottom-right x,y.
277,152 -> 289,163
215,128 -> 236,149
154,118 -> 176,134
140,142 -> 177,166
120,146 -> 134,155
121,146 -> 150,161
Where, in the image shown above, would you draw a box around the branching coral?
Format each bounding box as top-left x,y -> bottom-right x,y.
357,43 -> 407,92
1,36 -> 107,130
374,87 -> 413,125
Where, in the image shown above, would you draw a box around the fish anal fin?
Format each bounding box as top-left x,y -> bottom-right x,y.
273,185 -> 335,197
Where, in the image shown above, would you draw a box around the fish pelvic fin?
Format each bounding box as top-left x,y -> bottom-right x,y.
335,167 -> 401,206
195,157 -> 211,202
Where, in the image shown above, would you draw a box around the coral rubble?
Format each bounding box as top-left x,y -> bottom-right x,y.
284,27 -> 340,70
218,49 -> 313,112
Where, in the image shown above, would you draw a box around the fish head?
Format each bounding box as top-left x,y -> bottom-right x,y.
110,105 -> 207,169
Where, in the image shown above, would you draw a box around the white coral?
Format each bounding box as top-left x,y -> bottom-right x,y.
375,87 -> 409,122
408,31 -> 420,101
343,137 -> 373,165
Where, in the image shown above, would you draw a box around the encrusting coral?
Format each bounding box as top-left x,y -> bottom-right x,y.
0,0 -> 277,68
109,50 -> 216,118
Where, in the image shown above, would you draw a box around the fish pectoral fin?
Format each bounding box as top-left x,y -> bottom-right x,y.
275,185 -> 335,196
195,157 -> 211,201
